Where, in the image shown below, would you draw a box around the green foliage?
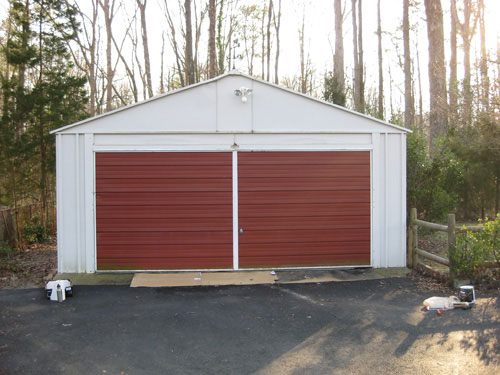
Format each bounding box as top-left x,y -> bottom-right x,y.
0,241 -> 13,256
0,0 -> 88,208
447,116 -> 500,218
323,71 -> 346,107
407,131 -> 464,222
23,215 -> 49,244
452,215 -> 500,280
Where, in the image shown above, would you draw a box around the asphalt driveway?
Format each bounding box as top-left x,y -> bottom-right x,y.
1,278 -> 499,375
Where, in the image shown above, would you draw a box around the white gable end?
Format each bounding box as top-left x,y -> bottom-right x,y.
54,72 -> 408,135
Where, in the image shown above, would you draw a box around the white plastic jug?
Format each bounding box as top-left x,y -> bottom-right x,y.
46,280 -> 72,302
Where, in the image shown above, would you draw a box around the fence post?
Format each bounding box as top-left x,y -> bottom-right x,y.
447,213 -> 457,284
409,208 -> 417,268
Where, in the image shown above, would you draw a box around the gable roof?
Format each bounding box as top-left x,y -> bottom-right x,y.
51,70 -> 411,134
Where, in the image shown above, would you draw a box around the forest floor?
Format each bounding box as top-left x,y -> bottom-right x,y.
0,239 -> 56,289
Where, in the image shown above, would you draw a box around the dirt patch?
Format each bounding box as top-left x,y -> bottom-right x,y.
0,239 -> 56,289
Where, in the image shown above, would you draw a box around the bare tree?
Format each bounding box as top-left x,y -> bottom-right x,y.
403,0 -> 414,127
478,0 -> 489,112
160,32 -> 166,93
162,1 -> 185,86
424,0 -> 448,149
454,0 -> 478,125
299,12 -> 306,93
376,0 -> 383,118
449,0 -> 458,125
261,4 -> 266,79
136,0 -> 153,98
67,0 -> 100,116
208,0 -> 217,77
351,0 -> 364,113
240,4 -> 261,76
266,0 -> 273,81
185,0 -> 195,85
215,0 -> 238,74
333,0 -> 344,102
98,0 -> 118,112
273,0 -> 281,84
111,6 -> 139,102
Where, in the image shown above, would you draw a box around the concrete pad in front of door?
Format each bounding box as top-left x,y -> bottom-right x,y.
129,268 -> 410,287
130,271 -> 279,287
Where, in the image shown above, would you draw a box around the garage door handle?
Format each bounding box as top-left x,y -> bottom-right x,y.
239,228 -> 244,234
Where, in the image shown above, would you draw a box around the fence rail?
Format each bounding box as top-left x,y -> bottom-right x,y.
408,208 -> 485,282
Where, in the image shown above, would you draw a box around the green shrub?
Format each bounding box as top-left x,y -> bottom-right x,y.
23,215 -> 50,244
0,241 -> 13,256
452,215 -> 500,280
407,132 -> 464,222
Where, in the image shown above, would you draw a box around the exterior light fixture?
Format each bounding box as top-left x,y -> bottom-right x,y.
234,87 -> 253,103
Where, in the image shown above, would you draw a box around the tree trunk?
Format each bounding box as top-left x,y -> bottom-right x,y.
424,0 -> 448,150
333,0 -> 344,101
351,0 -> 358,108
217,0 -> 225,74
449,0 -> 458,126
299,13 -> 306,94
416,36 -> 424,133
377,0 -> 383,119
403,0 -> 414,127
100,0 -> 115,112
479,0 -> 489,112
357,0 -> 364,112
137,0 -> 153,98
352,0 -> 364,113
266,0 -> 273,82
160,32 -> 165,93
273,0 -> 281,84
454,0 -> 478,126
38,1 -> 47,226
163,1 -> 185,87
185,0 -> 195,85
261,5 -> 265,79
208,0 -> 217,78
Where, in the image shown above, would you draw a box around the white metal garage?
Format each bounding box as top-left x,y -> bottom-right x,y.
51,71 -> 410,273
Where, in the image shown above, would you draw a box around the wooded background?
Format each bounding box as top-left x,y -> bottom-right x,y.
0,0 -> 499,237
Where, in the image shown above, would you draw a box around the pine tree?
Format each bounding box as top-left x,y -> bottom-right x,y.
0,0 -> 88,227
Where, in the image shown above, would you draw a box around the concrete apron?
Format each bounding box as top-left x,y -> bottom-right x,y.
56,268 -> 410,287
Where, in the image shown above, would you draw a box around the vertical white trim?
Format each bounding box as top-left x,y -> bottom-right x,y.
84,134 -> 95,272
384,133 -> 389,268
232,150 -> 239,270
371,133 -> 380,267
75,134 -> 81,272
56,134 -> 63,273
401,134 -> 407,266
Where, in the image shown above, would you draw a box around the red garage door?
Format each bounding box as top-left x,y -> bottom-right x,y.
238,151 -> 371,268
96,152 -> 233,270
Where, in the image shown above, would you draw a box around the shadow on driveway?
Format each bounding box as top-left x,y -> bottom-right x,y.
0,278 -> 498,375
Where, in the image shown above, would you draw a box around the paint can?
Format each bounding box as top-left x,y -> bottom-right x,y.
458,285 -> 475,304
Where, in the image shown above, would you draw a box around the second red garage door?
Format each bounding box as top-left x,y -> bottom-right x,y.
95,152 -> 233,270
238,151 -> 371,268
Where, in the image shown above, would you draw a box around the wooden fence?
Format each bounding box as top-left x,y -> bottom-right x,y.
407,208 -> 484,282
0,203 -> 56,249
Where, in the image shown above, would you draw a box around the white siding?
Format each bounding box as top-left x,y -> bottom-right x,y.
56,133 -> 95,273
54,72 -> 409,273
56,132 -> 407,272
58,75 -> 406,136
